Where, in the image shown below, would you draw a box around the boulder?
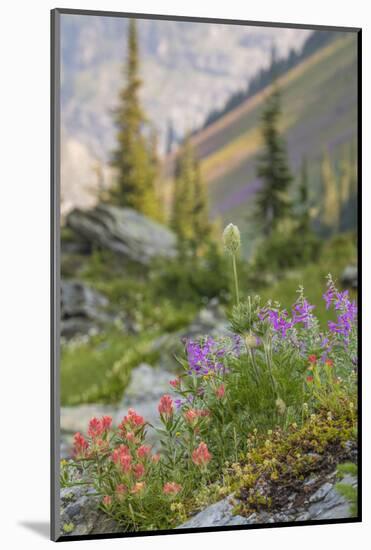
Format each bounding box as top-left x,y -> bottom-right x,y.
60,485 -> 121,537
61,280 -> 112,339
66,204 -> 177,264
340,265 -> 358,289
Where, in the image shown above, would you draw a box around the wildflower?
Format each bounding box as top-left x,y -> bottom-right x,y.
325,359 -> 334,367
133,463 -> 145,479
125,432 -> 136,442
101,416 -> 112,431
215,384 -> 225,399
152,453 -> 161,463
264,309 -> 294,338
184,409 -> 198,425
308,355 -> 317,364
169,378 -> 180,389
192,442 -> 212,467
115,484 -> 127,501
306,375 -> 314,383
158,394 -> 174,417
102,495 -> 112,508
73,432 -> 89,458
223,223 -> 240,254
292,298 -> 315,328
131,482 -> 145,495
95,438 -> 109,453
137,445 -> 151,459
163,482 -> 182,495
275,397 -> 286,415
244,334 -> 259,349
121,408 -> 145,429
111,445 -> 132,473
88,417 -> 104,439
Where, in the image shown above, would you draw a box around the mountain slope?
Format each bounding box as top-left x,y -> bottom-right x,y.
166,34 -> 357,254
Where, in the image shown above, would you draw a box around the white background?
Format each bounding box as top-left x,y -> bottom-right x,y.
0,0 -> 368,548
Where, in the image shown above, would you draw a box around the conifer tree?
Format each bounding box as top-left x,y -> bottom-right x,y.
321,150 -> 340,232
298,157 -> 310,231
255,85 -> 293,236
110,19 -> 162,221
171,136 -> 211,254
339,145 -> 352,206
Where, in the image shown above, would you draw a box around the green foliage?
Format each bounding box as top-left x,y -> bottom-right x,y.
153,243 -> 230,305
251,218 -> 321,278
321,150 -> 340,234
61,330 -> 160,405
109,19 -> 162,221
336,462 -> 358,477
255,85 -> 293,236
171,136 -> 212,254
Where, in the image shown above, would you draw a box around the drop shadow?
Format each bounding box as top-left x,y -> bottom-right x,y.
19,521 -> 50,539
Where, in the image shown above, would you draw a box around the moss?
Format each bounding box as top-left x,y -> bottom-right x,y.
62,522 -> 75,534
185,405 -> 357,521
232,407 -> 357,516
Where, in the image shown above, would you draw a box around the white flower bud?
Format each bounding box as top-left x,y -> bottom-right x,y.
223,223 -> 241,254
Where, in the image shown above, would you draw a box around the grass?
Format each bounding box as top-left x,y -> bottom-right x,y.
61,328 -> 161,406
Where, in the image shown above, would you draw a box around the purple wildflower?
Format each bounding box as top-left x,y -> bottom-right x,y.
265,309 -> 294,338
323,286 -> 335,310
292,299 -> 315,328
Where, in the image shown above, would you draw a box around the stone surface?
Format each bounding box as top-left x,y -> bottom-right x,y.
178,473 -> 357,529
341,265 -> 358,289
61,280 -> 112,339
66,204 -> 177,264
60,485 -> 122,537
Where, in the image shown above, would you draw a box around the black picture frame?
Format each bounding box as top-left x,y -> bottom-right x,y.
51,8 -> 362,542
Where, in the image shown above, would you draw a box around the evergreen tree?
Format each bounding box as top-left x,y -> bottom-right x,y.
339,145 -> 352,206
321,150 -> 340,233
110,19 -> 162,221
171,136 -> 211,254
298,157 -> 310,231
255,85 -> 293,236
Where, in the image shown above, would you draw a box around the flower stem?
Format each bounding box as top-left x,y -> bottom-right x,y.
232,254 -> 240,306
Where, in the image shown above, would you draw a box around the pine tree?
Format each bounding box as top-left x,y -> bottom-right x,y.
339,145 -> 352,206
298,157 -> 310,231
110,19 -> 162,221
321,150 -> 340,233
171,136 -> 211,254
255,85 -> 293,236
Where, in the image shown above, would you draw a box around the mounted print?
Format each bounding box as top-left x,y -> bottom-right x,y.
51,8 -> 361,542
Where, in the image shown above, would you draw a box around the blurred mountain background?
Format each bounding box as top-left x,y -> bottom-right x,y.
61,15 -> 312,214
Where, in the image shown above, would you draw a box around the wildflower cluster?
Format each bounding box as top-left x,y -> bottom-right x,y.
62,225 -> 358,533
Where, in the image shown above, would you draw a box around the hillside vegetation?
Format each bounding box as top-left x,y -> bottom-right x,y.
164,35 -> 357,256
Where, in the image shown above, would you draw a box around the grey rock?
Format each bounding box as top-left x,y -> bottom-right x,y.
309,482 -> 333,503
178,472 -> 357,529
121,363 -> 175,405
66,204 -> 177,264
61,280 -> 111,338
178,497 -> 249,529
60,485 -> 122,536
341,265 -> 358,289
